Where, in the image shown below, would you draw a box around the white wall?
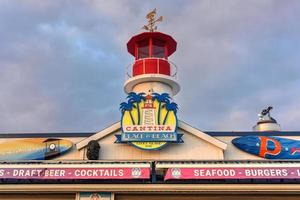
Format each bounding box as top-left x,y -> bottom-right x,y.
79,128 -> 224,160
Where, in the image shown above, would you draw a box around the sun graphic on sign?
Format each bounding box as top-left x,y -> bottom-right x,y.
117,92 -> 182,150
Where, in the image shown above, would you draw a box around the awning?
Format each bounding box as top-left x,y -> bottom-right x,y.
156,161 -> 300,180
0,161 -> 150,180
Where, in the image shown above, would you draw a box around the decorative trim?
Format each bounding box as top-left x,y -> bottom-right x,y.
76,121 -> 227,151
1,184 -> 300,193
155,161 -> 300,168
205,131 -> 300,136
2,131 -> 300,139
178,121 -> 227,150
0,132 -> 94,138
76,122 -> 121,150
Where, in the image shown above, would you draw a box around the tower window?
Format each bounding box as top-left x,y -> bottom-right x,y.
152,39 -> 165,58
138,39 -> 149,59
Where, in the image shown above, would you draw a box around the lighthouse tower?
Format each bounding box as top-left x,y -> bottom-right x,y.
124,9 -> 180,97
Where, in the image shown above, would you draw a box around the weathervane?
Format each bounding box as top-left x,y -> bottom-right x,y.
142,8 -> 163,32
258,106 -> 277,122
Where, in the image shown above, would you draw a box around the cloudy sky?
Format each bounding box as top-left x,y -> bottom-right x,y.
0,0 -> 300,133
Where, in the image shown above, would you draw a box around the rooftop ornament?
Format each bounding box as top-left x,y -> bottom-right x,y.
258,106 -> 277,123
142,8 -> 163,32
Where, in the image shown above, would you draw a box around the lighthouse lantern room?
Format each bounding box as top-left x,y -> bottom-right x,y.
124,9 -> 180,96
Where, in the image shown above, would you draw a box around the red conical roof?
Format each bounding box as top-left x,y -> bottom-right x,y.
127,32 -> 177,57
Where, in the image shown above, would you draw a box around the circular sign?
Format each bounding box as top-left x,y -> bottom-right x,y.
119,93 -> 180,150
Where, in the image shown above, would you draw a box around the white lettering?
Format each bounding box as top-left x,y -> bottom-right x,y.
74,169 -> 123,177
193,169 -> 235,177
245,169 -> 289,177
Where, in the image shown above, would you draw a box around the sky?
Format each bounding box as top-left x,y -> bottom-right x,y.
0,0 -> 300,133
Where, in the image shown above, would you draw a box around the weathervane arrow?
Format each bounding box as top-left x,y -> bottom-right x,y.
142,8 -> 163,32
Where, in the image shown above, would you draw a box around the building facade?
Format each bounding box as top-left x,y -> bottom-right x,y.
1,10 -> 300,200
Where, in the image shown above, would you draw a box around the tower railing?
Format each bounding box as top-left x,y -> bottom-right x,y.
125,57 -> 178,81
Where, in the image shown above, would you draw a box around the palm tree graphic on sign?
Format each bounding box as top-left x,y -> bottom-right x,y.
152,93 -> 171,125
120,92 -> 178,127
127,92 -> 145,125
120,101 -> 136,125
163,102 -> 178,125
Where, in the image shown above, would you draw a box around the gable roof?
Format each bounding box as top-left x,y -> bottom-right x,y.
178,121 -> 227,150
76,120 -> 227,150
76,121 -> 120,150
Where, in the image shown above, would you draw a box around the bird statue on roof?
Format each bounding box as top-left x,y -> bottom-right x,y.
142,8 -> 163,32
258,106 -> 277,123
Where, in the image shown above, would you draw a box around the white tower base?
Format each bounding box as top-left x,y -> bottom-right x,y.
124,74 -> 180,96
253,120 -> 281,132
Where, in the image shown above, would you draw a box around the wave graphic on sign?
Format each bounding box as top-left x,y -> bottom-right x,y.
0,138 -> 73,160
232,135 -> 300,159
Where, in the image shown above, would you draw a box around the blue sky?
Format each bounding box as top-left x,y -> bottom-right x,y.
0,0 -> 300,132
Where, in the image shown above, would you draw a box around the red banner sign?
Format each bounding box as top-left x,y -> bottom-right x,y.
0,167 -> 150,179
165,167 -> 300,180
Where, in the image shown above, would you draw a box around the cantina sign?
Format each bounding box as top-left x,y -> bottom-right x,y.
165,167 -> 300,180
117,92 -> 183,150
0,167 -> 150,179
